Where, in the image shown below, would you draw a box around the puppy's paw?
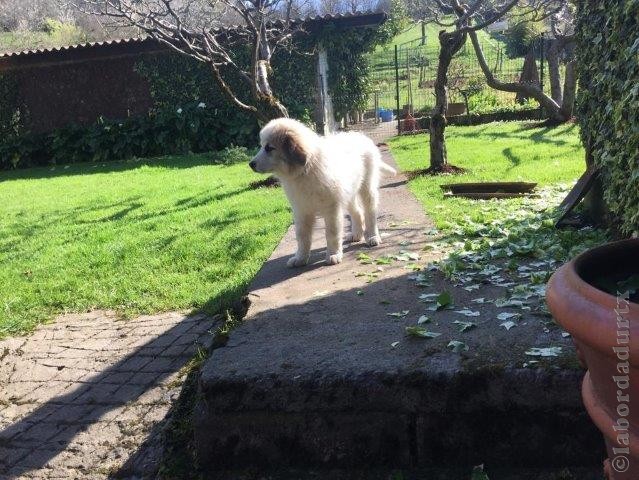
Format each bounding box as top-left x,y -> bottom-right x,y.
367,235 -> 382,247
287,255 -> 309,268
344,232 -> 363,243
325,252 -> 343,265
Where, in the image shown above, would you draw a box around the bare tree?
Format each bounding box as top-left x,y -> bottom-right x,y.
468,0 -> 576,124
545,1 -> 576,118
0,0 -> 64,31
72,0 -> 306,122
319,0 -> 344,15
424,0 -> 562,172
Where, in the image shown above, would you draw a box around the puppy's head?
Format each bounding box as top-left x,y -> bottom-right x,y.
249,118 -> 311,176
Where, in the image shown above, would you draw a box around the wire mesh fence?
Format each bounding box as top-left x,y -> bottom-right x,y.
341,35 -> 549,143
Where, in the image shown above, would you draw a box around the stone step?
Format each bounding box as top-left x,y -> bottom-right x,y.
194,149 -> 605,471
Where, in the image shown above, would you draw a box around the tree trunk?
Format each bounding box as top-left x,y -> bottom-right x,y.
255,95 -> 289,123
254,60 -> 289,123
468,30 -> 569,124
429,30 -> 466,171
516,49 -> 541,104
559,59 -> 577,120
546,39 -> 563,105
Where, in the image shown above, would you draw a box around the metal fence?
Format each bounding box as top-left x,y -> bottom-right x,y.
342,36 -> 548,143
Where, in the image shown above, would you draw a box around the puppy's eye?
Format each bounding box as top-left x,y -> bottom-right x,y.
264,144 -> 275,153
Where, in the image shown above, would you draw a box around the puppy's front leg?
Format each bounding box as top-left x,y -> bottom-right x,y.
324,209 -> 344,265
287,213 -> 315,268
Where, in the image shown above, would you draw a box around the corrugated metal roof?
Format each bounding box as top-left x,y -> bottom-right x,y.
0,36 -> 150,59
0,10 -> 386,59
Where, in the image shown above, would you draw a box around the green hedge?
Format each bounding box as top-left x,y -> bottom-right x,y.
0,102 -> 258,169
576,0 -> 639,235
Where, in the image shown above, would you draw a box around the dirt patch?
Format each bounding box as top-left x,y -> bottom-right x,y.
405,164 -> 466,179
249,176 -> 280,189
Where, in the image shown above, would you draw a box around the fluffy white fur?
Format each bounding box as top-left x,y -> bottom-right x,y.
249,118 -> 396,267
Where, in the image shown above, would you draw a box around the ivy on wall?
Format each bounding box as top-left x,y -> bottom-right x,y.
576,0 -> 639,235
0,73 -> 25,140
321,0 -> 407,120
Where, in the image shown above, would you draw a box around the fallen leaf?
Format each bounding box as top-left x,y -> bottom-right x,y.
525,347 -> 562,357
419,293 -> 438,300
357,253 -> 372,264
447,340 -> 469,352
454,320 -> 477,332
500,321 -> 516,331
471,464 -> 490,480
497,312 -> 521,321
454,309 -> 480,317
436,291 -> 453,310
405,326 -> 442,338
387,310 -> 409,318
417,315 -> 431,325
495,298 -> 525,308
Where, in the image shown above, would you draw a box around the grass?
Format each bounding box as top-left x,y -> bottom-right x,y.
388,121 -> 585,230
0,24 -> 88,53
0,151 -> 290,337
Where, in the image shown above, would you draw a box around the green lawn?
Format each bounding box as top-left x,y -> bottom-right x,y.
0,151 -> 290,337
389,121 -> 585,230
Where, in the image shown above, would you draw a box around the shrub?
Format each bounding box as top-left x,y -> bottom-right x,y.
576,0 -> 639,235
0,102 -> 259,169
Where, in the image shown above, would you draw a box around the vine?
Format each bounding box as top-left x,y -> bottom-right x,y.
576,0 -> 639,235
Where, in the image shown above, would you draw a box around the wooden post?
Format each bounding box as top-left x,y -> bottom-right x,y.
395,44 -> 401,134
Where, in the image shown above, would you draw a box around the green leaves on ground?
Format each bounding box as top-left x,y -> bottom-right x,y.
448,340 -> 469,353
406,326 -> 442,338
387,310 -> 410,318
436,291 -> 453,310
525,347 -> 562,357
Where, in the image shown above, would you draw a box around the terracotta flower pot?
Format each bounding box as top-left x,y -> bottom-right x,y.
547,239 -> 639,479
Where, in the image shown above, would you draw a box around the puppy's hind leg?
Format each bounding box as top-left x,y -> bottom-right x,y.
324,208 -> 344,265
344,198 -> 364,243
361,187 -> 382,247
287,213 -> 315,268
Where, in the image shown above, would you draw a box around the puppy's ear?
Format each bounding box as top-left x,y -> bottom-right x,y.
281,130 -> 307,166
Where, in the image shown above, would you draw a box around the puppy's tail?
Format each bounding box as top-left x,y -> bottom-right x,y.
379,161 -> 397,177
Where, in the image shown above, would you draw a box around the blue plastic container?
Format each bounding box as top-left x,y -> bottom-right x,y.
380,110 -> 394,122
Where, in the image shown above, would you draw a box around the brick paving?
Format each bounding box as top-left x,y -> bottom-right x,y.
0,310 -> 218,479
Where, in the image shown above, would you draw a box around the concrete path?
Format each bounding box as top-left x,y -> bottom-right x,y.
195,147 -> 603,472
0,310 -> 217,479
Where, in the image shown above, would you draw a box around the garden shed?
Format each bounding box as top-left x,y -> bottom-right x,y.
0,11 -> 386,136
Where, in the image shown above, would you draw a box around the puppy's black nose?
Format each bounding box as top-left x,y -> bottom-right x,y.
249,160 -> 257,171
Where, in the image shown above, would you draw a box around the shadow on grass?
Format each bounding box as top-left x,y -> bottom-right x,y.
0,152 -> 253,183
451,123 -> 577,148
503,147 -> 521,167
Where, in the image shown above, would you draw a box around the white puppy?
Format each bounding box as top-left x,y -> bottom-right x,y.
249,118 -> 396,267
